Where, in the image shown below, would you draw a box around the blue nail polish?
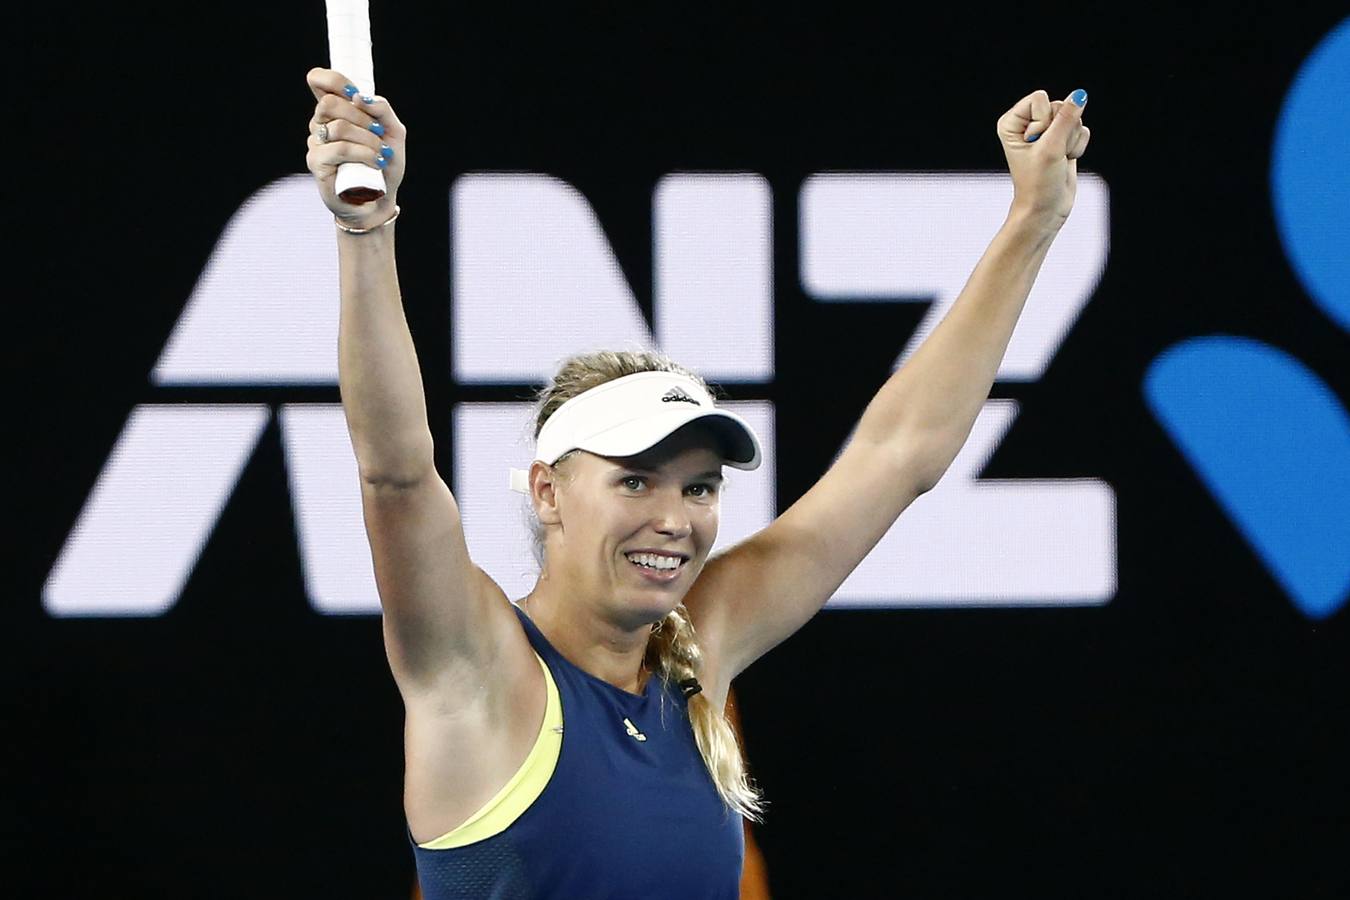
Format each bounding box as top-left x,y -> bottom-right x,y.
343,84 -> 358,98
360,95 -> 375,104
1026,133 -> 1040,143
1071,88 -> 1088,107
376,156 -> 388,169
368,122 -> 385,136
380,144 -> 394,159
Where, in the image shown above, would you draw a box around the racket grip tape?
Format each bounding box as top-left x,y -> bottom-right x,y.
327,0 -> 385,203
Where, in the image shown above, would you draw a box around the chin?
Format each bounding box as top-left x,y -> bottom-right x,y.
615,590 -> 687,630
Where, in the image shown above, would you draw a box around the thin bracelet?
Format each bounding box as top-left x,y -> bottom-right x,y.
335,205 -> 400,234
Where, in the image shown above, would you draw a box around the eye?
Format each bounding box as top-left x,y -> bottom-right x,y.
686,482 -> 718,498
620,475 -> 646,491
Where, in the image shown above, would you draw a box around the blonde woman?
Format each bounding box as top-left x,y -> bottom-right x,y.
305,67 -> 1090,899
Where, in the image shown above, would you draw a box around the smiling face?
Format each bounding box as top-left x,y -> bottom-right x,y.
532,425 -> 724,629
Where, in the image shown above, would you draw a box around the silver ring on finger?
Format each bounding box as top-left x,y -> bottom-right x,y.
316,122 -> 331,144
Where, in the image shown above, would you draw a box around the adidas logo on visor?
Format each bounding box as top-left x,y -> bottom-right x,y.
661,387 -> 700,405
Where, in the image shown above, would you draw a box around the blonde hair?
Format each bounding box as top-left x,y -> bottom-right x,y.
530,349 -> 764,822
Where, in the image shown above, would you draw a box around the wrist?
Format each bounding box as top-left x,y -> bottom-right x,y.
336,203 -> 401,235
1005,203 -> 1064,246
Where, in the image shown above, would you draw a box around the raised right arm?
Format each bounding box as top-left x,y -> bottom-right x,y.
305,68 -> 525,700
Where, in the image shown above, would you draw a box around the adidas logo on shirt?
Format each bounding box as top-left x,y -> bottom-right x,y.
661,387 -> 700,406
623,718 -> 647,742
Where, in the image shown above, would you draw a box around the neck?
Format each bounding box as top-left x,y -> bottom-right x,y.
521,574 -> 652,696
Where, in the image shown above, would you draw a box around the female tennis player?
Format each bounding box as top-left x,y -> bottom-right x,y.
305,67 -> 1090,899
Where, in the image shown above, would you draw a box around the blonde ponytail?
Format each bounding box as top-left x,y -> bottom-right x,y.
647,605 -> 765,822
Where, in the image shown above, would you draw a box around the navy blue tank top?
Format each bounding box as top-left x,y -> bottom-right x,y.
410,604 -> 744,899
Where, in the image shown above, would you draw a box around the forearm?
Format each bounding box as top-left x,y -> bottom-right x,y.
852,207 -> 1059,490
337,224 -> 435,486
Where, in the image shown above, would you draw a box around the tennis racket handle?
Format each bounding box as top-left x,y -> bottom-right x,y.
327,0 -> 385,203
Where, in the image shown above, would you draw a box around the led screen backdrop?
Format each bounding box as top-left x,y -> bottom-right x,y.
12,3 -> 1348,897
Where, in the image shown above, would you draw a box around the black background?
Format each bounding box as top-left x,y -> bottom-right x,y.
12,3 -> 1349,897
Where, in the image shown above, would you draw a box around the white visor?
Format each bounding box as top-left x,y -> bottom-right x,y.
508,371 -> 762,493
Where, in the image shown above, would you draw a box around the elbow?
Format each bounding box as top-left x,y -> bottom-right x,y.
902,458 -> 943,497
357,454 -> 435,490
359,467 -> 432,492
869,431 -> 948,498
353,434 -> 436,489
912,468 -> 944,496
900,423 -> 970,496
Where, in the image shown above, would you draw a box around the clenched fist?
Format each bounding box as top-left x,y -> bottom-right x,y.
997,88 -> 1091,230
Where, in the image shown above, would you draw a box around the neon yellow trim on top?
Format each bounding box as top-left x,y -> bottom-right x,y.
416,652 -> 563,850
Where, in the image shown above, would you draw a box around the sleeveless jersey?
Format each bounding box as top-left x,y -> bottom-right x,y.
410,604 -> 744,899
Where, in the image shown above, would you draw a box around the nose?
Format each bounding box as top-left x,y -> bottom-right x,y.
652,489 -> 693,539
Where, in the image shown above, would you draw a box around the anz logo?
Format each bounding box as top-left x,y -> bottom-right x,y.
43,170 -> 1116,617
1145,17 -> 1350,621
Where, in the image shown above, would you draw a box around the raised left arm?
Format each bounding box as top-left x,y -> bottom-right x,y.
687,88 -> 1092,681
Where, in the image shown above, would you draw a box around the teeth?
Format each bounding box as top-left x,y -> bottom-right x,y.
626,552 -> 682,571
